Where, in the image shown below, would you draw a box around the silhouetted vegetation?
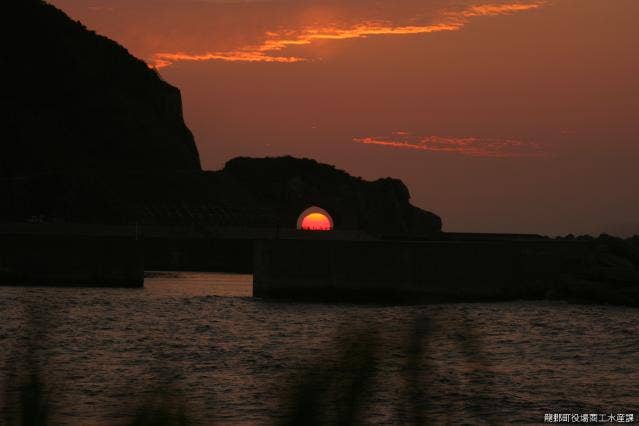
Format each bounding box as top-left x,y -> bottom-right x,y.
128,391 -> 191,426
275,313 -> 502,425
1,303 -> 195,425
2,307 -> 52,425
278,329 -> 379,425
1,302 -> 505,425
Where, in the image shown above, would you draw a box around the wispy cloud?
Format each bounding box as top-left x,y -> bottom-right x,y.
151,1 -> 545,67
354,132 -> 546,158
460,3 -> 545,17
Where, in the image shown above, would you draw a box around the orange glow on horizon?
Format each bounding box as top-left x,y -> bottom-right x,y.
300,213 -> 333,231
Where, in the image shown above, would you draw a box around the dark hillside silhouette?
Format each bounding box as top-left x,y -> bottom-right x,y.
0,158 -> 443,236
223,157 -> 442,235
0,1 -> 441,236
2,0 -> 201,175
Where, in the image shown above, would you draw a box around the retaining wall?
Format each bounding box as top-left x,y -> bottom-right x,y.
253,239 -> 590,302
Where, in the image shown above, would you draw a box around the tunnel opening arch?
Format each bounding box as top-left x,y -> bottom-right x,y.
296,206 -> 334,231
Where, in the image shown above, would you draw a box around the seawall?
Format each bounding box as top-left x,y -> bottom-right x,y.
253,239 -> 591,302
0,224 -> 143,287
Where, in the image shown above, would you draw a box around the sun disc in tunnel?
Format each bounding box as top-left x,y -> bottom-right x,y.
297,206 -> 333,231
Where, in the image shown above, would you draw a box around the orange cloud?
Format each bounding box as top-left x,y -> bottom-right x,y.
460,3 -> 545,17
152,52 -> 303,68
354,133 -> 546,158
151,1 -> 545,68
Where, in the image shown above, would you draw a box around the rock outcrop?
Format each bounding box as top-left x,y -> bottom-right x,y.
222,156 -> 442,236
553,234 -> 639,306
2,0 -> 200,175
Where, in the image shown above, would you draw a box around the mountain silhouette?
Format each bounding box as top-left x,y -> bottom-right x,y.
2,0 -> 200,175
0,0 -> 441,236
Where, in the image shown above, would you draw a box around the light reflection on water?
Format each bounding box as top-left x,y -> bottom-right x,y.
0,272 -> 638,424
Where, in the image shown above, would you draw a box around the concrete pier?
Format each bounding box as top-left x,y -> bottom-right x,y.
0,224 -> 144,287
253,238 -> 590,302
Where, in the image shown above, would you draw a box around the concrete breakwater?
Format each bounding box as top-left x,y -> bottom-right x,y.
142,227 -> 372,273
0,225 -> 143,287
253,239 -> 591,302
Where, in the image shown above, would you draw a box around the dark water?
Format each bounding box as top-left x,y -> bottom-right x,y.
0,272 -> 638,425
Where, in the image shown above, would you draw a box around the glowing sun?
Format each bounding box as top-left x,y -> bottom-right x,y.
297,206 -> 333,231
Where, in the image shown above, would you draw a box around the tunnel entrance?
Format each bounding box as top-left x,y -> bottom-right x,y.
296,206 -> 333,231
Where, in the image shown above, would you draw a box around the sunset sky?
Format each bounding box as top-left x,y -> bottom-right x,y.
49,0 -> 639,236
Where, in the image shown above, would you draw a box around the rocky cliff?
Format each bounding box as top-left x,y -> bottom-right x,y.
3,156 -> 443,236
2,0 -> 201,175
222,157 -> 442,236
0,1 -> 441,236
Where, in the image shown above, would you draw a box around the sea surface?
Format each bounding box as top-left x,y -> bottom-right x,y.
0,272 -> 638,425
